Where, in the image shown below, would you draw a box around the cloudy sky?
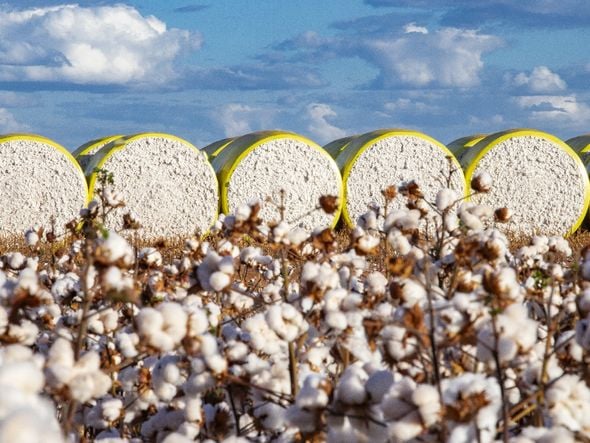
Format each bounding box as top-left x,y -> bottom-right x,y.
0,1 -> 589,150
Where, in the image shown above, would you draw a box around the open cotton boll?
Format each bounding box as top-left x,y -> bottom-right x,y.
86,133 -> 219,238
136,303 -> 188,352
211,131 -> 342,232
461,129 -> 590,236
0,135 -> 88,237
326,129 -> 465,228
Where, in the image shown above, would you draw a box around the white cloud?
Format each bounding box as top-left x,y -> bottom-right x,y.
364,28 -> 502,88
306,103 -> 346,144
403,22 -> 428,34
0,108 -> 29,132
512,66 -> 566,93
216,104 -> 274,137
0,4 -> 201,85
516,95 -> 590,126
383,98 -> 438,113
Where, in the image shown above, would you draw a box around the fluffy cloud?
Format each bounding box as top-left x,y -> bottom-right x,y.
0,4 -> 201,86
216,104 -> 275,137
0,108 -> 29,132
510,66 -> 567,93
516,95 -> 590,127
278,25 -> 501,89
306,103 -> 346,144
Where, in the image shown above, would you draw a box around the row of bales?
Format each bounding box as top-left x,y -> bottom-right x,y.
1,129 -> 590,239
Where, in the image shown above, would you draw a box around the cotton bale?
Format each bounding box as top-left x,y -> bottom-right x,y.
327,129 -> 465,227
85,133 -> 219,238
323,136 -> 357,159
210,130 -> 343,231
462,129 -> 590,236
446,134 -> 487,162
73,135 -> 124,172
0,134 -> 88,237
202,137 -> 236,159
566,135 -> 590,155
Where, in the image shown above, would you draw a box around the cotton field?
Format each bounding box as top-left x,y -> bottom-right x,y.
2,170 -> 590,443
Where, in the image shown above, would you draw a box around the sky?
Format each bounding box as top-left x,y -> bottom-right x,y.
0,0 -> 589,150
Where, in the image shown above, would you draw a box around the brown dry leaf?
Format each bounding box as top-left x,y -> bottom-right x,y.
445,391 -> 490,423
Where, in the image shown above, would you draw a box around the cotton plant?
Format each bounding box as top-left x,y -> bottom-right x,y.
1,172 -> 590,442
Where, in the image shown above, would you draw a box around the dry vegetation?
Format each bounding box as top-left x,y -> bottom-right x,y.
1,173 -> 590,442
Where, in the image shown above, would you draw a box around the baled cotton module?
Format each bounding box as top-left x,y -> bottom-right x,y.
85,133 -> 219,238
0,134 -> 88,237
327,129 -> 465,228
462,129 -> 590,236
210,131 -> 343,231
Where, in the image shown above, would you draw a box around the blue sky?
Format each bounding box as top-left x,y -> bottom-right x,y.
0,1 -> 589,150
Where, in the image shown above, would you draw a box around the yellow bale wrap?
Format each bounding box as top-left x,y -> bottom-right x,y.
328,129 -> 466,227
211,130 -> 343,229
462,129 -> 590,236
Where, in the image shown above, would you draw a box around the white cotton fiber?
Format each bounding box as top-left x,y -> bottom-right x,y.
85,133 -> 219,238
462,129 -> 589,236
327,129 -> 465,227
210,131 -> 343,232
0,134 -> 88,237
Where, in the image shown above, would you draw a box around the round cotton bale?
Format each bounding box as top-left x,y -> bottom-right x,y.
462,129 -> 590,236
0,134 -> 88,237
210,130 -> 343,231
566,134 -> 590,154
202,137 -> 236,160
73,135 -> 124,173
323,136 -> 357,159
85,133 -> 219,238
446,134 -> 487,162
328,129 -> 466,227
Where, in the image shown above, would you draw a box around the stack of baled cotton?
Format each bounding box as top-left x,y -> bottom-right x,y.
202,137 -> 236,160
73,135 -> 124,172
85,133 -> 219,238
446,134 -> 487,163
0,134 -> 88,237
208,131 -> 343,231
326,129 -> 465,227
566,134 -> 590,171
461,129 -> 590,236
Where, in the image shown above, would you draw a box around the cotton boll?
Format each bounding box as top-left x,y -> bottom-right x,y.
335,365 -> 368,405
387,229 -> 412,255
460,210 -> 484,231
209,271 -> 230,291
254,402 -> 285,431
326,311 -> 347,331
287,227 -> 309,246
296,375 -> 330,409
24,229 -> 39,248
101,397 -> 123,422
436,189 -> 458,211
400,278 -> 426,307
187,309 -> 209,337
95,231 -> 134,266
139,247 -> 162,267
266,303 -> 307,342
6,252 -> 26,270
0,407 -> 64,443
116,331 -> 139,358
365,272 -> 388,296
7,319 -> 39,346
471,171 -> 492,193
